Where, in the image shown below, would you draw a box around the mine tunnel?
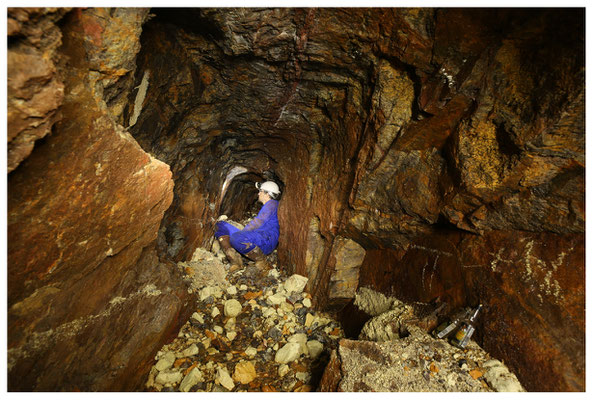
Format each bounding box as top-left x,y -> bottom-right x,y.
7,7 -> 585,392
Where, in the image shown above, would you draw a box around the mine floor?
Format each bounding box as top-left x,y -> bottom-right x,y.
145,245 -> 524,392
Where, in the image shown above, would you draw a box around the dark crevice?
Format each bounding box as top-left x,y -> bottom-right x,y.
149,8 -> 226,40
219,172 -> 261,220
494,122 -> 522,159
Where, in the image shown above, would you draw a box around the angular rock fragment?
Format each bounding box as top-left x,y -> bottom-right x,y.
275,342 -> 302,364
182,344 -> 200,357
284,275 -> 309,294
155,370 -> 183,386
354,287 -> 394,317
483,360 -> 525,392
215,367 -> 234,391
306,340 -> 323,359
155,352 -> 176,372
328,237 -> 366,307
245,347 -> 258,357
268,293 -> 286,305
179,368 -> 203,392
278,364 -> 290,377
233,361 -> 257,384
359,302 -> 414,342
200,286 -> 224,301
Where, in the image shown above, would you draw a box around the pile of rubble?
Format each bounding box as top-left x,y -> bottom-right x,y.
321,287 -> 525,392
145,245 -> 525,392
145,246 -> 343,392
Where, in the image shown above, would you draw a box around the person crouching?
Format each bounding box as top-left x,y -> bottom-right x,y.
214,181 -> 281,273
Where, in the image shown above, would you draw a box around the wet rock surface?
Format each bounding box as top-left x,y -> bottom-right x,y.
129,10 -> 583,391
7,8 -> 68,173
358,230 -> 585,392
7,8 -> 189,391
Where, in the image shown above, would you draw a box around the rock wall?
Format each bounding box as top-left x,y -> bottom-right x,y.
357,230 -> 584,391
7,8 -> 195,390
7,8 -> 67,173
7,7 -> 584,392
127,8 -> 583,392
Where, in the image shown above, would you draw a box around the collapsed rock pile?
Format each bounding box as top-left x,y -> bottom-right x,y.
320,288 -> 526,392
145,245 -> 525,392
145,247 -> 344,392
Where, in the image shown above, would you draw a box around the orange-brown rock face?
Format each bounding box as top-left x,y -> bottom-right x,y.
7,7 -> 584,392
8,8 -> 194,391
127,8 -> 582,392
357,230 -> 584,391
7,8 -> 68,173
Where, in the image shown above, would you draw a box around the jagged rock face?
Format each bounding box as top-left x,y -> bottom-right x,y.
357,230 -> 584,392
7,7 -> 584,392
7,8 -> 68,173
128,8 -> 584,392
8,8 -> 195,391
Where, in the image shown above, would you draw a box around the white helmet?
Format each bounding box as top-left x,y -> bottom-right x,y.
255,181 -> 281,199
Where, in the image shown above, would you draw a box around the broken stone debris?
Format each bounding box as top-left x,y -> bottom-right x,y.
320,286 -> 526,392
354,286 -> 394,316
275,342 -> 302,364
146,247 -> 343,392
482,360 -> 525,392
146,247 -> 525,392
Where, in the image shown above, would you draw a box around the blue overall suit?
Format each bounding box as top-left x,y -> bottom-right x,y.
214,199 -> 279,255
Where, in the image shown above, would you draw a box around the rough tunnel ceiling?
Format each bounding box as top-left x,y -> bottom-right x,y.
7,7 -> 584,392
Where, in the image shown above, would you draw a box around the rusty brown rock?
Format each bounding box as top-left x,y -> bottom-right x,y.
128,10 -> 582,392
470,369 -> 484,380
261,384 -> 277,392
460,231 -> 584,392
294,384 -> 313,392
74,8 -> 150,123
232,360 -> 257,385
318,349 -> 343,392
7,8 -> 68,173
357,229 -> 584,391
7,7 -> 584,393
8,247 -> 192,391
243,290 -> 263,300
327,236 -> 366,308
7,9 -> 194,391
211,337 -> 231,353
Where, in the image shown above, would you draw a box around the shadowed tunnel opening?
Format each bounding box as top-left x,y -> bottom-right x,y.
219,171 -> 285,222
219,173 -> 261,221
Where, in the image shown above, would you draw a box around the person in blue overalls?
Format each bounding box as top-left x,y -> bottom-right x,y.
215,181 -> 280,272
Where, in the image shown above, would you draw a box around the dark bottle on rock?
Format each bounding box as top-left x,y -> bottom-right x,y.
432,308 -> 469,340
450,304 -> 483,349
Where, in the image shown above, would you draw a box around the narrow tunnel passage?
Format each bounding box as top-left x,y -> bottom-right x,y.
6,7 -> 584,392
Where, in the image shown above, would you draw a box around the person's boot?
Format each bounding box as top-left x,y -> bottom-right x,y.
218,235 -> 243,271
245,247 -> 270,273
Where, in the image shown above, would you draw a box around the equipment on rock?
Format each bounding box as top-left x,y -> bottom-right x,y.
432,308 -> 470,340
255,181 -> 280,199
450,304 -> 483,349
218,235 -> 244,268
